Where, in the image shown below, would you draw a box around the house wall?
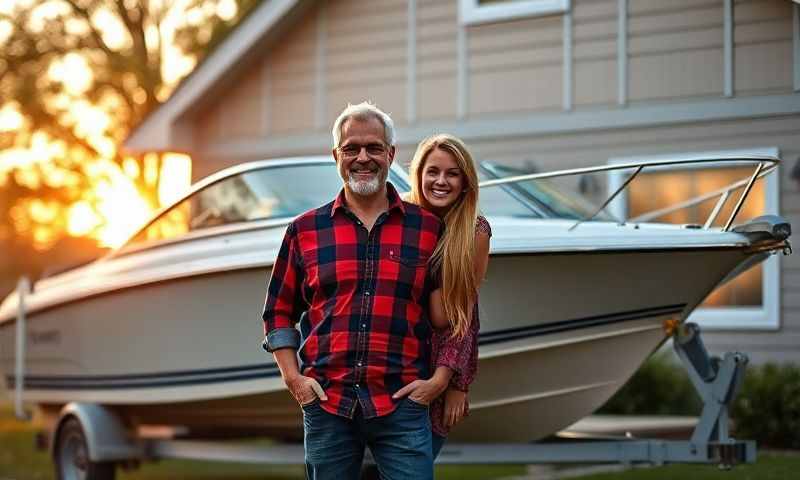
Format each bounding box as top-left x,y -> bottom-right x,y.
185,0 -> 800,363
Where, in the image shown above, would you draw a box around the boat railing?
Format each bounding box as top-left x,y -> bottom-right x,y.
477,154 -> 781,232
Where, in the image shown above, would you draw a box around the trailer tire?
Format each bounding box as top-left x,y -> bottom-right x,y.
54,417 -> 116,480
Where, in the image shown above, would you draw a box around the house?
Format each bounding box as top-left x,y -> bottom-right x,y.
124,0 -> 800,364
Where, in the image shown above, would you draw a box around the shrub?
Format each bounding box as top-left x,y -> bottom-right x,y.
732,362 -> 800,449
599,352 -> 800,449
599,351 -> 701,416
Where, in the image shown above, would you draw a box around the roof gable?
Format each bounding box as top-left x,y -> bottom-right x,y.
124,0 -> 312,152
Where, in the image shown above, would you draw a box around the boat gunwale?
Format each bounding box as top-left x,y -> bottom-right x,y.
0,242 -> 753,326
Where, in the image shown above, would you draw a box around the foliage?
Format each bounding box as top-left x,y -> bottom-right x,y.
599,351 -> 702,416
600,351 -> 800,449
0,0 -> 262,293
732,362 -> 800,449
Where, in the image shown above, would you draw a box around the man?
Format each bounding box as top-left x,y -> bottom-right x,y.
262,102 -> 452,479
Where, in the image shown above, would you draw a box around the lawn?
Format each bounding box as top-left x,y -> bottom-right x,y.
1,401 -> 798,480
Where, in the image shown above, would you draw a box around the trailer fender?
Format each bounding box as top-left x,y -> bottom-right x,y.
52,403 -> 142,462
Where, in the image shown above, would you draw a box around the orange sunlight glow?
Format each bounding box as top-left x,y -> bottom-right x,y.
82,155 -> 192,249
158,153 -> 193,206
67,201 -> 101,237
3,0 -> 205,251
3,150 -> 192,250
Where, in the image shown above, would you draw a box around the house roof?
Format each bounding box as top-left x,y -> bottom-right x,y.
124,0 -> 311,153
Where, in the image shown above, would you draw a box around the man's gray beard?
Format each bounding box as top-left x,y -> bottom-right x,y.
346,170 -> 387,196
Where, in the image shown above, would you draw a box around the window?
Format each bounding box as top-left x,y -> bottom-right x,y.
459,0 -> 570,26
607,148 -> 781,330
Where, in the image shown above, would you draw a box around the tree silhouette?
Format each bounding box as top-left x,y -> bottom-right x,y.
0,0 -> 263,296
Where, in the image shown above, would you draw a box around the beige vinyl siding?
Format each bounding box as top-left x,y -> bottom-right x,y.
734,0 -> 794,96
194,62 -> 264,145
417,0 -> 458,121
268,10 -> 317,134
226,65 -> 264,139
573,0 -> 617,107
325,0 -> 408,126
467,15 -> 563,115
195,102 -> 223,147
628,0 -> 724,101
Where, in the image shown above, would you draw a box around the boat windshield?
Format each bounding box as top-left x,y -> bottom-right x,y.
480,162 -> 614,221
123,160 -> 551,250
125,163 -> 410,248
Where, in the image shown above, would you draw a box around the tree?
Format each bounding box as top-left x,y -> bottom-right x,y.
0,0 -> 263,296
1,0 -> 262,203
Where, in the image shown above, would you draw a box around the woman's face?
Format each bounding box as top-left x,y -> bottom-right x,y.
421,147 -> 465,215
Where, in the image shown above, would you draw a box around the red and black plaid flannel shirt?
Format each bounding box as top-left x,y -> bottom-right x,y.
262,183 -> 442,419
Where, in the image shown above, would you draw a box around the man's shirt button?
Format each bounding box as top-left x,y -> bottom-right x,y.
355,384 -> 360,389
365,291 -> 370,296
361,324 -> 366,329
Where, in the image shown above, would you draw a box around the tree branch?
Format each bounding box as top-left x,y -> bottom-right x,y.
62,0 -> 116,59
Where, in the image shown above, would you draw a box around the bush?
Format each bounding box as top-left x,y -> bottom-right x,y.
599,352 -> 800,449
732,362 -> 800,449
599,351 -> 701,416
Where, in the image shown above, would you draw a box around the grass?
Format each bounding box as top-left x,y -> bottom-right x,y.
1,400 -> 798,479
576,453 -> 800,480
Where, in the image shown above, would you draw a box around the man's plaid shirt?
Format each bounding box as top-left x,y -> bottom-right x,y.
262,183 -> 442,419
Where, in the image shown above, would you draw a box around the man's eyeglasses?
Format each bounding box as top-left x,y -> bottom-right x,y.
337,143 -> 388,159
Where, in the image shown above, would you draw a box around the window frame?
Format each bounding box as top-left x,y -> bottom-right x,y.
606,147 -> 782,331
459,0 -> 570,26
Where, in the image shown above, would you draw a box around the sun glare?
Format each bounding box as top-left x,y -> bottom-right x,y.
158,153 -> 192,206
49,53 -> 93,95
67,201 -> 100,236
93,174 -> 152,248
0,104 -> 23,132
76,155 -> 192,249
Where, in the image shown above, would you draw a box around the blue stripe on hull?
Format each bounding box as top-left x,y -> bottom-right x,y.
7,303 -> 686,390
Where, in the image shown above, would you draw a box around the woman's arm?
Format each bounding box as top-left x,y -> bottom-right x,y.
474,230 -> 490,283
429,288 -> 449,330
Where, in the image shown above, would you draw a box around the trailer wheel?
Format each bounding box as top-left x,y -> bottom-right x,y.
54,417 -> 116,480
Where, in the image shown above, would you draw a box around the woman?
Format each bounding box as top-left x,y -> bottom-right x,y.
406,134 -> 491,458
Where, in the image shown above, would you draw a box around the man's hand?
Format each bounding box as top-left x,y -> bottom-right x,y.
392,377 -> 448,405
444,388 -> 467,428
286,373 -> 328,406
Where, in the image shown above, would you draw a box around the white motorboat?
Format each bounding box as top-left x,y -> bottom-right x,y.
0,154 -> 790,443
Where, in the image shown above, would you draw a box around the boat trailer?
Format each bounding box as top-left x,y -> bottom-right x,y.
434,322 -> 754,469
19,318 -> 754,478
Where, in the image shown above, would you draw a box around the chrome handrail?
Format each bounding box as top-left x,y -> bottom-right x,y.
477,154 -> 780,232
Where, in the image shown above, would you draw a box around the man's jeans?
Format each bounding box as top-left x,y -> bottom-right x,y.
303,398 -> 433,480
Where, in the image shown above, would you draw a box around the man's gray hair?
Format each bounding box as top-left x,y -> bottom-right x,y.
331,101 -> 396,148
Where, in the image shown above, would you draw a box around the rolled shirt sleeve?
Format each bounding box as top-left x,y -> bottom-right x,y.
262,222 -> 306,352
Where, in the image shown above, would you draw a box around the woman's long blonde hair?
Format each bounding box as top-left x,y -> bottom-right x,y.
407,134 -> 480,339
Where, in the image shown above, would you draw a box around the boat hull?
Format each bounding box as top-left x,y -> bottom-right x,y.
0,246 -> 750,441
